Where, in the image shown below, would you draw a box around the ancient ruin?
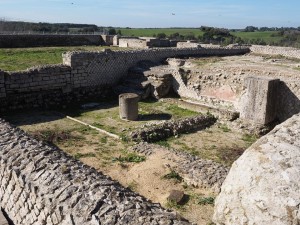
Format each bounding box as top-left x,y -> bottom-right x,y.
0,43 -> 299,225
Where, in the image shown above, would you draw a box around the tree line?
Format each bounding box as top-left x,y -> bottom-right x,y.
0,20 -> 102,33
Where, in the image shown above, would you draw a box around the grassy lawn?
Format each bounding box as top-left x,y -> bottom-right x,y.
0,46 -> 120,71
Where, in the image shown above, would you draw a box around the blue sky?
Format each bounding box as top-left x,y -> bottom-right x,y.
0,0 -> 299,28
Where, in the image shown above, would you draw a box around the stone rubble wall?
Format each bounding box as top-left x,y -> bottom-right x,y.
0,119 -> 191,225
250,45 -> 300,59
213,113 -> 300,225
0,34 -> 104,48
130,114 -> 217,142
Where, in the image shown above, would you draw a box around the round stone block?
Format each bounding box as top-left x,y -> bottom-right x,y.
119,93 -> 139,121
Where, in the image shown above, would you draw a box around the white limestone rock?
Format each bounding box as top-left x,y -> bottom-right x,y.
213,113 -> 300,225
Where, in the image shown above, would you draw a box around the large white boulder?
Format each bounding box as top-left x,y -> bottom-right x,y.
213,113 -> 300,225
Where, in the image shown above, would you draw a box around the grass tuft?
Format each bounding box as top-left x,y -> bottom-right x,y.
162,170 -> 183,182
112,152 -> 146,163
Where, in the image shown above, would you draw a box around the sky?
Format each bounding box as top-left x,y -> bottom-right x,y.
0,0 -> 299,28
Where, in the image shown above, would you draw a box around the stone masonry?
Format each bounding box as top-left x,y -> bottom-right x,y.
239,76 -> 280,125
0,119 -> 191,225
0,47 -> 249,112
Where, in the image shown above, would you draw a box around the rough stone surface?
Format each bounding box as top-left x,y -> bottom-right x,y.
131,143 -> 229,192
119,93 -> 139,121
167,190 -> 185,205
0,119 -> 191,225
130,115 -> 217,142
250,45 -> 300,59
239,76 -> 280,125
0,211 -> 8,225
213,113 -> 300,225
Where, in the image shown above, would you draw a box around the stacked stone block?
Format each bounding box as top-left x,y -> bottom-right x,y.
0,119 -> 190,225
239,76 -> 280,125
5,65 -> 71,94
63,47 -> 250,89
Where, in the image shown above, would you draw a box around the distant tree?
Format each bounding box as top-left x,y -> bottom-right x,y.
156,33 -> 166,39
108,28 -> 117,35
184,33 -> 196,40
169,32 -> 179,39
244,26 -> 258,32
117,29 -> 122,35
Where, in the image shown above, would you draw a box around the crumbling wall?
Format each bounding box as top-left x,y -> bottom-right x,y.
0,34 -> 104,48
250,45 -> 300,59
130,114 -> 217,142
0,65 -> 110,112
0,47 -> 249,112
177,42 -> 201,48
119,38 -> 147,48
0,119 -> 190,225
63,47 -> 249,88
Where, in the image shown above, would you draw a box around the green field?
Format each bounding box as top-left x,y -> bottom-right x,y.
232,31 -> 282,43
119,28 -> 283,44
119,28 -> 204,37
0,46 -> 120,71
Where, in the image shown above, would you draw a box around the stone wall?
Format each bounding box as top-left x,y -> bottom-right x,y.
0,119 -> 190,225
177,42 -> 201,48
250,45 -> 300,59
119,38 -> 147,48
213,113 -> 300,225
130,114 -> 217,142
0,34 -> 104,48
63,47 -> 249,88
0,47 -> 249,112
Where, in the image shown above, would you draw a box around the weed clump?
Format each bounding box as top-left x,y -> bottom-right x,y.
112,152 -> 146,163
197,196 -> 215,205
162,170 -> 183,183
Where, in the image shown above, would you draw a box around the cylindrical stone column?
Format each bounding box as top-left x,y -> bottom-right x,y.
119,93 -> 139,121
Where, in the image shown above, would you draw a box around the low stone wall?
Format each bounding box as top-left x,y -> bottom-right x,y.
213,113 -> 300,225
119,38 -> 147,48
177,42 -> 201,48
0,65 -> 111,112
0,47 -> 249,112
250,45 -> 300,59
130,115 -> 217,142
0,34 -> 104,48
63,47 -> 250,88
0,119 -> 191,225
